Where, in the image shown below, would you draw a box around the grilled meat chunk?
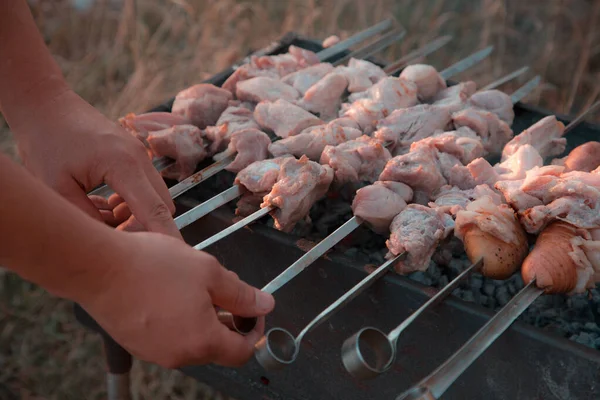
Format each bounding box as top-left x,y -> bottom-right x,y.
352,181 -> 413,234
468,89 -> 514,125
502,116 -> 566,161
268,118 -> 362,160
452,108 -> 513,155
299,72 -> 349,120
320,135 -> 392,185
410,127 -> 485,165
171,84 -> 233,129
261,155 -> 334,232
281,63 -> 335,95
254,99 -> 323,138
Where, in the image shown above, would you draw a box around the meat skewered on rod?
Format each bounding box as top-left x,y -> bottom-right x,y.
167,35 -> 454,199
253,252 -> 407,370
212,70 -> 536,335
176,46 -> 496,233
340,102 -> 600,383
87,19 -> 397,198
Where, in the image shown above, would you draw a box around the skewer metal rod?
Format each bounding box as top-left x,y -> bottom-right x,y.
395,281 -> 542,400
510,75 -> 541,104
175,185 -> 242,230
169,153 -> 236,199
480,66 -> 529,90
383,35 -> 453,75
332,29 -> 406,66
564,100 -> 600,135
254,253 -> 406,370
193,206 -> 273,251
439,46 -> 494,80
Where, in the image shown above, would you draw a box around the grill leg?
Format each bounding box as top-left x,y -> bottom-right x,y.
74,304 -> 133,400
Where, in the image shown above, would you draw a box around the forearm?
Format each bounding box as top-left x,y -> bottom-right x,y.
0,152 -> 123,303
0,0 -> 70,129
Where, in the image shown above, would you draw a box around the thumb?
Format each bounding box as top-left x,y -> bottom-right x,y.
207,267 -> 274,317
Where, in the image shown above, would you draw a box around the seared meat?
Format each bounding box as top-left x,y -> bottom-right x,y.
254,99 -> 323,138
146,125 -> 208,181
281,63 -> 335,95
399,64 -> 446,101
171,84 -> 233,129
204,102 -> 259,154
268,118 -> 362,160
214,128 -> 271,173
373,104 -> 452,153
299,72 -> 349,120
340,77 -> 419,134
352,181 -> 413,234
468,90 -> 514,125
261,155 -> 334,232
386,204 -> 454,273
502,116 -> 566,161
452,108 -> 513,156
320,135 -> 392,185
236,77 -> 300,104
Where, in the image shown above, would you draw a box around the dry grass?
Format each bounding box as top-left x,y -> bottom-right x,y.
1,0 -> 600,398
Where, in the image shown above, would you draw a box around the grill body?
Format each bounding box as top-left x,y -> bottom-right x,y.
76,33 -> 600,400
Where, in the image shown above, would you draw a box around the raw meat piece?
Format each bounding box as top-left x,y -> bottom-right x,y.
281,63 -> 335,95
468,144 -> 544,186
214,128 -> 271,173
552,142 -> 600,172
236,77 -> 300,104
522,197 -> 600,234
437,152 -> 477,190
379,146 -> 447,199
234,156 -> 293,194
268,118 -> 362,160
118,112 -> 191,147
502,116 -> 566,161
222,45 -> 319,92
171,84 -> 233,129
430,184 -> 501,216
399,64 -> 446,101
340,77 -> 419,134
146,125 -> 207,181
322,35 -> 341,48
261,155 -> 334,232
386,204 -> 454,274
204,103 -> 259,154
299,72 -> 349,120
254,99 -> 323,138
410,127 -> 485,165
352,181 -> 413,234
432,81 -> 477,103
452,108 -> 513,155
468,90 -> 514,125
373,104 -> 452,152
337,58 -> 387,92
320,135 -> 392,185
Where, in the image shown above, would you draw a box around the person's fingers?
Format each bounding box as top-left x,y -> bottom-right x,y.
105,162 -> 181,239
207,267 -> 274,317
89,195 -> 112,210
141,160 -> 176,216
116,215 -> 146,232
107,193 -> 125,209
59,179 -> 104,223
201,318 -> 265,367
113,202 -> 132,223
99,209 -> 119,226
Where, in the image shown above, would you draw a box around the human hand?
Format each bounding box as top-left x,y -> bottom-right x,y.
78,231 -> 275,368
12,89 -> 180,238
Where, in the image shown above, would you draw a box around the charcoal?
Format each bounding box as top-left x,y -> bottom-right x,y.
585,322 -> 600,334
409,271 -> 433,286
495,286 -> 511,306
470,275 -> 483,291
573,332 -> 595,348
460,290 -> 475,303
483,282 -> 495,297
594,337 -> 600,349
437,275 -> 449,288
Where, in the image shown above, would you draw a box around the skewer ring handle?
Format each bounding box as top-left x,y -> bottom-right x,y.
254,327 -> 298,370
216,310 -> 257,335
396,387 -> 436,400
341,327 -> 394,379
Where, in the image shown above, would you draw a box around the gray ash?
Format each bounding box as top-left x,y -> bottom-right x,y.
185,167 -> 600,352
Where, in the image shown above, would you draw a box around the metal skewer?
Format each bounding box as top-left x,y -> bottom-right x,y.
383,35 -> 453,75
332,28 -> 406,66
480,66 -> 529,90
395,280 -> 542,400
439,46 -> 493,80
341,258 -> 483,379
87,20 -> 396,199
253,252 -> 406,370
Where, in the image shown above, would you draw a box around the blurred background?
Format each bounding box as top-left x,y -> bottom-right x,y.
1,0 -> 599,398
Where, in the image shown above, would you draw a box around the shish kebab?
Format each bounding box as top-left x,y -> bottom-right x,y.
340,103 -> 599,380
175,46 -> 496,233
203,71 -> 537,335
393,104 -> 600,400
249,81 -> 550,368
87,18 -> 398,198
161,34 -> 454,199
